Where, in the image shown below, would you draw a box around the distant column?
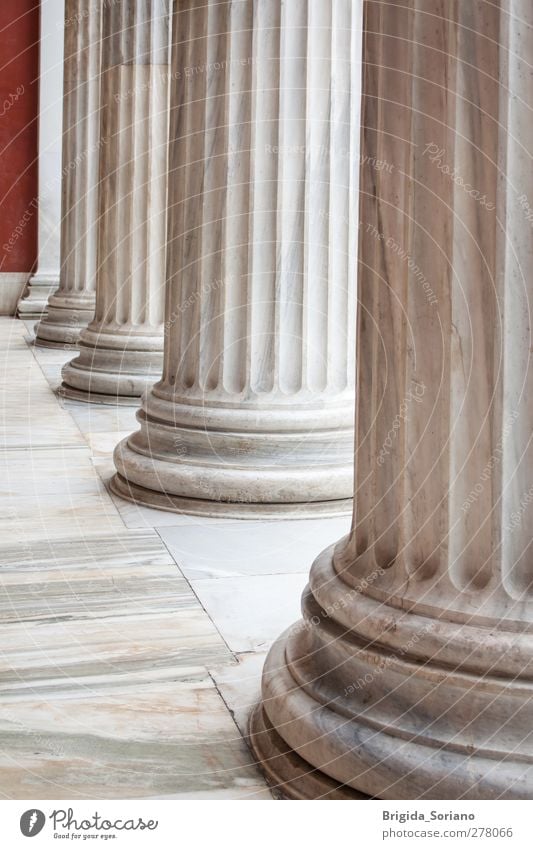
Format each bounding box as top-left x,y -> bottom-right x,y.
0,0 -> 39,316
17,0 -> 64,319
35,0 -> 102,349
60,0 -> 170,401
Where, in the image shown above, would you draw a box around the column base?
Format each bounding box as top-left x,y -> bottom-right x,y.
112,393 -> 355,517
252,546 -> 533,800
110,471 -> 353,519
248,705 -> 367,799
17,272 -> 58,319
35,338 -> 80,352
60,328 -> 164,404
34,292 -> 95,348
57,385 -> 144,406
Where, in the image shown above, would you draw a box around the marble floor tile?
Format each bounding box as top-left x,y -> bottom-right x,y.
107,488 -> 230,529
18,319 -> 38,337
2,490 -> 123,541
0,320 -> 29,345
153,787 -> 272,799
0,423 -> 85,451
65,403 -> 139,435
0,317 -> 336,798
92,455 -> 118,485
1,606 -> 232,684
0,391 -> 87,449
84,430 -> 131,460
0,364 -> 52,391
0,530 -> 174,572
30,344 -> 76,366
211,652 -> 267,739
36,362 -> 65,392
158,516 -> 351,579
190,574 -> 307,653
0,347 -> 42,365
0,673 -> 265,799
0,532 -> 232,685
0,447 -> 105,497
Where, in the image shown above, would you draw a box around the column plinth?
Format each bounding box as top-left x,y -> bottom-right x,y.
111,0 -> 361,515
60,1 -> 170,402
35,0 -> 101,349
112,395 -> 355,517
17,273 -> 57,321
250,0 -> 533,798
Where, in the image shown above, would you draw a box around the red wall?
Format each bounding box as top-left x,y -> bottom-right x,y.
0,1 -> 39,273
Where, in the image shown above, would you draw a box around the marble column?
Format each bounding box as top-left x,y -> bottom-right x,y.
250,0 -> 533,799
17,0 -> 64,319
112,0 -> 361,516
60,0 -> 170,402
34,1 -> 101,349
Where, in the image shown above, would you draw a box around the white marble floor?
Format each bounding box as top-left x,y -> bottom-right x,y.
0,317 -> 351,799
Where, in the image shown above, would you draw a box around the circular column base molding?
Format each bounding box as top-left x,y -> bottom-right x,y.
110,472 -> 353,520
57,384 -> 143,406
60,347 -> 163,405
34,303 -> 95,349
34,337 -> 80,351
248,704 -> 367,800
251,545 -> 533,800
111,395 -> 355,517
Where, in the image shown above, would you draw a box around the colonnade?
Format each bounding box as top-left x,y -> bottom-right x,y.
40,0 -> 360,513
32,0 -> 533,798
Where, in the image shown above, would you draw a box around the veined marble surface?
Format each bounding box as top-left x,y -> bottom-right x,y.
0,319 -> 349,799
1,317 -> 349,799
0,318 -> 270,798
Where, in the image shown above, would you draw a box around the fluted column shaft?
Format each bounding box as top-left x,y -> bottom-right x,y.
251,0 -> 533,799
35,0 -> 102,349
61,0 -> 170,402
112,0 -> 361,516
